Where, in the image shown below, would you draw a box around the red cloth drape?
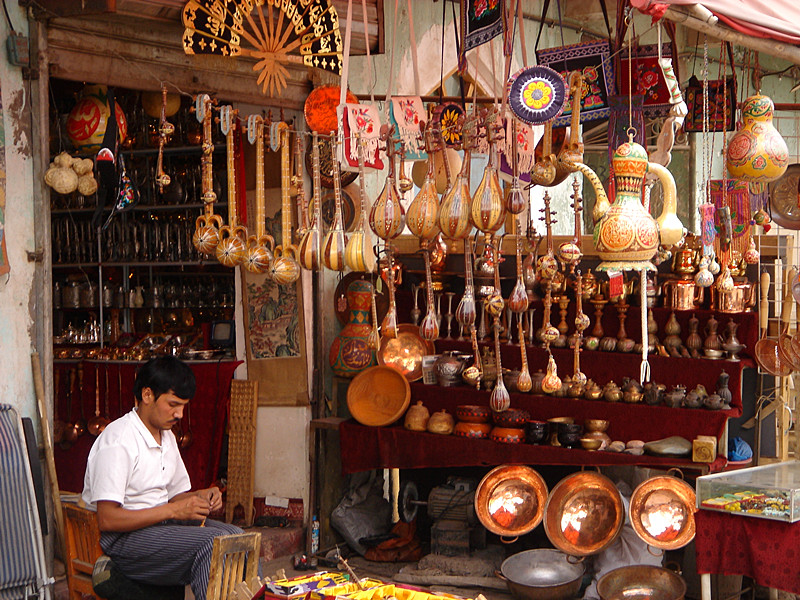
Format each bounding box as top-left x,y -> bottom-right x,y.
53,359 -> 241,494
696,510 -> 800,594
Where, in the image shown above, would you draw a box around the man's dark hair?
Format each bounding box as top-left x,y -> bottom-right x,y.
133,356 -> 196,403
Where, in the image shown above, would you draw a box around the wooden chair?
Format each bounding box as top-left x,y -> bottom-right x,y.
206,532 -> 262,600
61,501 -> 103,600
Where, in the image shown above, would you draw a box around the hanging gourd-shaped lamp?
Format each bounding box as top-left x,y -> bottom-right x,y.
726,94 -> 788,186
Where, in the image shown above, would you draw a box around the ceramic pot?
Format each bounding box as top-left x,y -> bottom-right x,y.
664,385 -> 686,408
434,351 -> 468,387
716,371 -> 733,407
603,381 -> 622,403
404,401 -> 430,432
493,408 -> 530,428
329,280 -> 377,377
526,420 -> 548,444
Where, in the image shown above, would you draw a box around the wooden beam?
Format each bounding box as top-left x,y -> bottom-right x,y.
21,0 -> 115,19
46,15 -> 312,109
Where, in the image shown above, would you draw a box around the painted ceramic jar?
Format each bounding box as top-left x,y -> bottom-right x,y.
329,280 -> 377,377
67,84 -> 128,153
726,94 -> 788,184
592,140 -> 679,270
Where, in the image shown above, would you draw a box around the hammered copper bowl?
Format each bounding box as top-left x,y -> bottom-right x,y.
475,464 -> 548,537
500,548 -> 585,600
456,404 -> 492,423
493,408 -> 531,428
629,476 -> 696,550
597,565 -> 686,600
544,471 -> 624,557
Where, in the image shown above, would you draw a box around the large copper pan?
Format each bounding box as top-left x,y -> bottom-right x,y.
629,475 -> 696,550
544,471 -> 624,557
597,565 -> 686,600
475,465 -> 548,538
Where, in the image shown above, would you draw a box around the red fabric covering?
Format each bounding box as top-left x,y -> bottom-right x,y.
633,0 -> 800,44
53,359 -> 241,493
339,420 -> 726,474
695,510 -> 800,593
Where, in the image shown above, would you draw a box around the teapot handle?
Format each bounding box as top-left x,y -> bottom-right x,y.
564,161 -> 609,224
648,162 -> 682,246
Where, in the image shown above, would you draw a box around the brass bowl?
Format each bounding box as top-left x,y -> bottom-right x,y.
580,438 -> 603,451
597,565 -> 686,600
584,419 -> 610,433
475,465 -> 548,537
544,472 -> 624,557
629,476 -> 696,550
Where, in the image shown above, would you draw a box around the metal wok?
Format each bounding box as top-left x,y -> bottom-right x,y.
499,549 -> 585,600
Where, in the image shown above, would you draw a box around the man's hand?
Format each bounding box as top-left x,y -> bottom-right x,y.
170,494 -> 212,521
198,486 -> 223,512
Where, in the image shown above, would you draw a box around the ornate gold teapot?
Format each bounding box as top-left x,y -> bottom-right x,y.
584,136 -> 681,271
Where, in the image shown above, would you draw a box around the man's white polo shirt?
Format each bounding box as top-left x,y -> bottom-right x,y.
82,408 -> 191,510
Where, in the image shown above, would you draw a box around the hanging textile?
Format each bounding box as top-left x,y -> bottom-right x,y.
535,41 -> 615,127
709,179 -> 751,256
617,43 -> 679,117
460,0 -> 504,59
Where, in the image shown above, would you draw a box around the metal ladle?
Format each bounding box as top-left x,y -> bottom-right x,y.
88,367 -> 110,436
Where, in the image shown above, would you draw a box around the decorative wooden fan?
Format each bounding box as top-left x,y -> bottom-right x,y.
182,0 -> 343,96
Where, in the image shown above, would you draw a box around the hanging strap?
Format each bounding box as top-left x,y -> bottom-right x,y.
534,0 -> 551,54
339,0 -> 354,108
383,0 -> 400,120
362,0 -> 375,103
517,0 -> 528,66
451,1 -> 467,105
406,0 -> 420,96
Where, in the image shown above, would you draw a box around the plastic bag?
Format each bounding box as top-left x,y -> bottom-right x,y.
330,471 -> 392,555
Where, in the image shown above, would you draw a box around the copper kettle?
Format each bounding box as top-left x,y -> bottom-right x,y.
711,279 -> 757,313
662,278 -> 704,311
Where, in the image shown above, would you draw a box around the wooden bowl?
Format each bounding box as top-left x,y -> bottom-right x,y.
490,426 -> 526,444
347,365 -> 411,427
454,422 -> 492,438
456,405 -> 492,423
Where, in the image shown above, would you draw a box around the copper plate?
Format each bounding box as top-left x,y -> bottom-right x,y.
769,164 -> 800,230
304,86 -> 358,134
544,472 -> 624,557
347,365 -> 411,427
378,324 -> 435,382
475,465 -> 548,537
629,476 -> 696,550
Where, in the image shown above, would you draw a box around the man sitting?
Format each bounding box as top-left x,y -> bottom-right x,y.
82,356 -> 243,600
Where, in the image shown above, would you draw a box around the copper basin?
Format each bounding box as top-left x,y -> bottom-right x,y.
629,476 -> 696,550
475,465 -> 548,537
597,565 -> 686,600
544,472 -> 624,556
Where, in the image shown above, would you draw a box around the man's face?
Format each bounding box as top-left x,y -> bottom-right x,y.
140,387 -> 189,432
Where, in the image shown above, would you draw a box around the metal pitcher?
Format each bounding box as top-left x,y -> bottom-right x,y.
662,278 -> 704,311
712,280 -> 757,313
